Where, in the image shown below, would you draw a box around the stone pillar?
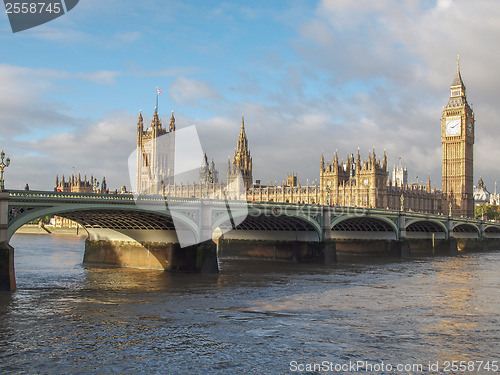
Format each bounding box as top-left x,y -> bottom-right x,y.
323,240 -> 337,264
479,221 -> 486,239
198,201 -> 218,273
398,212 -> 406,239
0,192 -> 15,291
0,242 -> 16,291
444,217 -> 458,254
323,206 -> 331,242
84,239 -> 218,273
447,217 -> 454,239
197,240 -> 218,273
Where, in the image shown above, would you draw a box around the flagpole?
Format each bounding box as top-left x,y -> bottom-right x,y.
156,86 -> 159,112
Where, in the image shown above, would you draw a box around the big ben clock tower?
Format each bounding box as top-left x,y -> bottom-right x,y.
442,56 -> 474,217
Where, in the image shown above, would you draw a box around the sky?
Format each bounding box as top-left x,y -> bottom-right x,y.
1,0 -> 500,192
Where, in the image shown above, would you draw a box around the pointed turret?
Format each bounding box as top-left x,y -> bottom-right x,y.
356,148 -> 361,172
137,110 -> 143,130
169,111 -> 176,132
228,115 -> 253,190
151,106 -> 161,134
446,55 -> 470,110
101,176 -> 107,193
451,55 -> 465,91
320,153 -> 325,172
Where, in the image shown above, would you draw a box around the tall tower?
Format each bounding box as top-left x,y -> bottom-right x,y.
136,106 -> 174,194
442,56 -> 474,217
228,115 -> 253,191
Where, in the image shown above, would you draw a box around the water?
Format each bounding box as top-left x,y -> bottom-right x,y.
1,234 -> 499,374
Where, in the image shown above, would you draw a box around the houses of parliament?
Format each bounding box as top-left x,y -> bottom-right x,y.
133,58 -> 475,217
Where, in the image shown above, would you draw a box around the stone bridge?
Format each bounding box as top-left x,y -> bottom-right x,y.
2,190 -> 500,290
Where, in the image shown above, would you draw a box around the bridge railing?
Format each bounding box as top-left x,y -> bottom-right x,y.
8,190 -> 136,202
6,189 -> 489,226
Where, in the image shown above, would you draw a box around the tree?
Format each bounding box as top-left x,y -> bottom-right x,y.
475,204 -> 500,220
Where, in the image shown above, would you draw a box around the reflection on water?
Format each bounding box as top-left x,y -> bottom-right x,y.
0,234 -> 499,374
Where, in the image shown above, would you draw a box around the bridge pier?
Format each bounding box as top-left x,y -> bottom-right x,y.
218,238 -> 335,264
0,242 -> 16,291
83,239 -> 218,273
335,239 -> 410,260
0,191 -> 15,291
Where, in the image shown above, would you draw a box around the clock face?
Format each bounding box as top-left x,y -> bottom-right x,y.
467,120 -> 473,135
445,118 -> 461,136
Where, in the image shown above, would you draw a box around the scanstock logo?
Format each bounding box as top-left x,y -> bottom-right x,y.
3,0 -> 79,33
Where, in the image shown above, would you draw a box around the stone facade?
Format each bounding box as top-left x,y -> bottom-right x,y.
136,108 -> 176,195
52,216 -> 79,228
133,58 -> 475,217
55,173 -> 103,193
319,150 -> 441,212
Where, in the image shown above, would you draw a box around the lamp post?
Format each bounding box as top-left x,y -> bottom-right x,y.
0,150 -> 11,191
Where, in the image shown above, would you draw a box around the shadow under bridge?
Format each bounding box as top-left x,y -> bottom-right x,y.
62,208 -> 203,243
331,215 -> 398,240
214,205 -> 322,241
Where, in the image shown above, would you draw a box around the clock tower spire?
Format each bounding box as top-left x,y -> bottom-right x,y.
441,55 -> 474,217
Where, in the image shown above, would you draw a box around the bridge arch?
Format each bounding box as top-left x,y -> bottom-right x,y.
331,215 -> 398,240
212,205 -> 322,242
8,204 -> 200,244
453,223 -> 480,239
484,225 -> 500,238
405,219 -> 448,239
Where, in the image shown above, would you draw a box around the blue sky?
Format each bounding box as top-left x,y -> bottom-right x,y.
2,0 -> 500,193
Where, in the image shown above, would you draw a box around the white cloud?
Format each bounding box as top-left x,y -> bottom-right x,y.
6,112 -> 137,191
279,0 -> 500,190
75,71 -> 121,85
169,77 -> 221,106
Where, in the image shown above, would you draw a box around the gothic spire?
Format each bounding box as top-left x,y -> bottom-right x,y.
137,110 -> 143,130
169,110 -> 176,132
235,115 -> 249,160
451,54 -> 465,90
152,107 -> 160,130
229,115 -> 253,189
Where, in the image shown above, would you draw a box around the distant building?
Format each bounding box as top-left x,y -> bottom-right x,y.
319,150 -> 439,212
55,173 -> 101,193
392,158 -> 407,188
200,153 -> 219,186
490,182 -> 500,205
52,216 -> 79,228
473,176 -> 490,205
286,173 -> 298,187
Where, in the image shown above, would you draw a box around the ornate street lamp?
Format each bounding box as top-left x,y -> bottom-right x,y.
0,150 -> 11,190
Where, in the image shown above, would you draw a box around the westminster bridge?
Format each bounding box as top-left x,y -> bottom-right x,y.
2,190 -> 500,291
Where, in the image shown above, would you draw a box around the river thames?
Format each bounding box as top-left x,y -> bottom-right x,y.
0,234 -> 499,374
